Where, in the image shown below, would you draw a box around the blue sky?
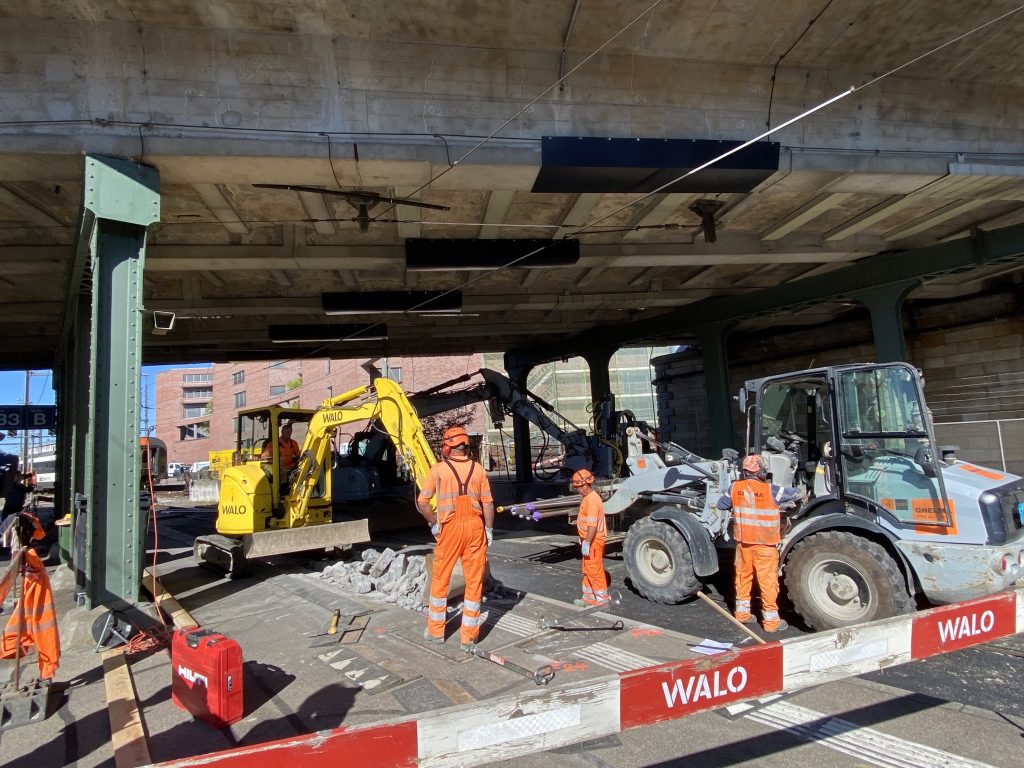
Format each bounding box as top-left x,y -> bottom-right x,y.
0,364 -> 208,456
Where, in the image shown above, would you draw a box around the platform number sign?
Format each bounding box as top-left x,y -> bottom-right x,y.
0,405 -> 57,433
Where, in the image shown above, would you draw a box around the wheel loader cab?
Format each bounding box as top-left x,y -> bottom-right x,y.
833,364 -> 953,529
753,374 -> 833,493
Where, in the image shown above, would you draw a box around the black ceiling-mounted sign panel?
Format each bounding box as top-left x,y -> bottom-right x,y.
532,137 -> 780,194
405,238 -> 579,271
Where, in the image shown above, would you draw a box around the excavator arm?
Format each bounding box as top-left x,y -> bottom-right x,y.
284,378 -> 438,527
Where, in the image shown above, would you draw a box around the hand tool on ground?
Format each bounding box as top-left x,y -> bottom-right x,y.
468,647 -> 555,685
695,590 -> 766,645
309,609 -> 372,647
538,590 -> 623,631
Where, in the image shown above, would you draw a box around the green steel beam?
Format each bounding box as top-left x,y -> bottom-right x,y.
850,281 -> 917,363
693,322 -> 736,455
58,155 -> 159,609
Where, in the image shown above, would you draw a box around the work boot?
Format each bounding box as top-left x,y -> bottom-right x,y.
735,614 -> 755,624
460,641 -> 477,653
423,631 -> 444,645
573,598 -> 587,606
764,619 -> 789,633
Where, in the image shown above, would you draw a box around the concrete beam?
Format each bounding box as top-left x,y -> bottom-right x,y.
193,183 -> 249,235
762,192 -> 856,240
556,193 -> 602,239
297,190 -> 336,236
479,190 -> 515,239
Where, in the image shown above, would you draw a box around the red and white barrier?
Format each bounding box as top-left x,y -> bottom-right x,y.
151,588 -> 1024,768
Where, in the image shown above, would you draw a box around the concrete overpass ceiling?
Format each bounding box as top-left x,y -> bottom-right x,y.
2,2 -> 1024,367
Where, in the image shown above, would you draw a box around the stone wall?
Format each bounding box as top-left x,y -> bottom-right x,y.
653,288 -> 1024,456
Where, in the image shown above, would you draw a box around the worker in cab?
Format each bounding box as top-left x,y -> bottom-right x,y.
718,454 -> 800,632
261,422 -> 301,474
417,426 -> 494,652
572,468 -> 609,606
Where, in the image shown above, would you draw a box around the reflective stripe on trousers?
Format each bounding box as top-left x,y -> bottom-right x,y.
426,510 -> 487,644
734,542 -> 781,630
581,538 -> 609,606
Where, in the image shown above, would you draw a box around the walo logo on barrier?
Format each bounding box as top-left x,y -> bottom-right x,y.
937,610 -> 995,643
662,666 -> 748,708
910,593 -> 1016,660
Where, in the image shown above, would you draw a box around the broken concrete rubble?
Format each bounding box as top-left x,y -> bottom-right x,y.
318,547 -> 519,611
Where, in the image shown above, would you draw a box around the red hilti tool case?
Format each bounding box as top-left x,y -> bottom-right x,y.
171,628 -> 244,728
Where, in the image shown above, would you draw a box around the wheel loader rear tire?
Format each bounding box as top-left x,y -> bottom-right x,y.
624,517 -> 702,604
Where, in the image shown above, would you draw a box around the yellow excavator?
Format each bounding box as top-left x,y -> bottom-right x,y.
194,377 -> 436,576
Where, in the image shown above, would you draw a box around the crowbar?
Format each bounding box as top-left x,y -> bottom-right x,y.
469,647 -> 555,686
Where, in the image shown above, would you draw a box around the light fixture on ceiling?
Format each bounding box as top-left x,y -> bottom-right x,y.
322,290 -> 462,315
269,324 -> 387,343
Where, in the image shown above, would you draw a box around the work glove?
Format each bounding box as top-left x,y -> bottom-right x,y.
430,521 -> 441,538
485,527 -> 493,546
581,540 -> 591,557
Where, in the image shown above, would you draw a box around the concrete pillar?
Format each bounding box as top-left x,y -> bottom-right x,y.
693,321 -> 736,456
850,281 -> 918,363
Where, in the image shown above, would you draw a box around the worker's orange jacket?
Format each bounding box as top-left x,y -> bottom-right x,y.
730,478 -> 782,545
576,491 -> 607,541
418,457 -> 492,524
1,547 -> 60,679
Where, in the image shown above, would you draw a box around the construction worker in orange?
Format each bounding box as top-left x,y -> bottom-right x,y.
0,511 -> 60,680
417,426 -> 494,652
718,454 -> 800,632
261,422 -> 301,473
572,469 -> 609,606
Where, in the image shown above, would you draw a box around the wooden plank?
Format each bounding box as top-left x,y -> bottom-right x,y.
102,649 -> 151,768
142,567 -> 199,630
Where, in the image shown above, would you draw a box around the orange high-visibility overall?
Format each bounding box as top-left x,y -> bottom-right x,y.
577,490 -> 609,605
730,478 -> 783,631
419,457 -> 492,644
1,547 -> 60,679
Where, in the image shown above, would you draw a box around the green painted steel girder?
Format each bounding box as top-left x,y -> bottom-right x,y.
57,154 -> 160,609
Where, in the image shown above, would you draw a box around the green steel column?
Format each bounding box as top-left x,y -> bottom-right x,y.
65,155 -> 160,608
503,352 -> 535,484
694,321 -> 736,456
850,281 -> 918,363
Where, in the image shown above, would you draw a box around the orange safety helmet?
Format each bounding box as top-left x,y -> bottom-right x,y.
741,454 -> 764,474
571,468 -> 595,488
442,426 -> 470,456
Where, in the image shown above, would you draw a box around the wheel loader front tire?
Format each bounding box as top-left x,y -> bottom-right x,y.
623,517 -> 702,603
784,530 -> 914,631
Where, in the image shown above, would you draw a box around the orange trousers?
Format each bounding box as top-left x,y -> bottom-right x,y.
426,512 -> 487,644
734,543 -> 781,631
581,538 -> 609,605
1,549 -> 60,679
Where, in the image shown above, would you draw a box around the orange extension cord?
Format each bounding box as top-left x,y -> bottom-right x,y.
123,443 -> 172,656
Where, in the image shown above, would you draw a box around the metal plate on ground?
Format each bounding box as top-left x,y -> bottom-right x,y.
270,574 -> 377,615
315,647 -> 409,695
390,678 -> 458,714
